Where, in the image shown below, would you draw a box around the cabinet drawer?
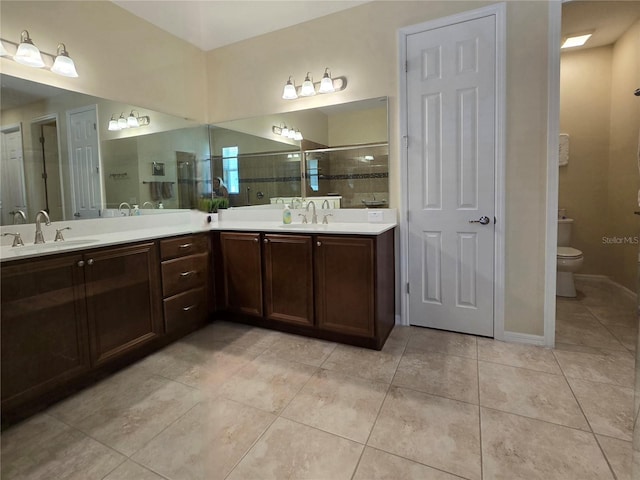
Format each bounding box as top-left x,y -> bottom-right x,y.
160,234 -> 208,260
163,287 -> 207,334
162,252 -> 209,297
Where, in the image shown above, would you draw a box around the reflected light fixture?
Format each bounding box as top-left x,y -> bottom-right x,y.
282,76 -> 298,99
127,110 -> 140,128
108,115 -> 120,131
14,30 -> 45,67
318,68 -> 335,94
561,33 -> 593,49
272,124 -> 303,141
51,43 -> 78,77
117,113 -> 128,129
300,72 -> 316,97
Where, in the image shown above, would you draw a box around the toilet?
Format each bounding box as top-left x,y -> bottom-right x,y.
556,217 -> 583,297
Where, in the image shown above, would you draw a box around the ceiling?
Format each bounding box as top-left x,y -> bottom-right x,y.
112,0 -> 370,51
110,1 -> 640,54
561,1 -> 640,50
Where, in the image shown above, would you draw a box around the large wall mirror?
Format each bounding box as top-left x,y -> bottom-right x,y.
0,73 -> 210,225
210,97 -> 389,208
0,73 -> 389,225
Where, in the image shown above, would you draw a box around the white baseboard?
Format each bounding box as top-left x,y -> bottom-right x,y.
394,314 -> 406,326
503,331 -> 546,346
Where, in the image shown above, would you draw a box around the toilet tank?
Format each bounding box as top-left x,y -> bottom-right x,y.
557,218 -> 574,247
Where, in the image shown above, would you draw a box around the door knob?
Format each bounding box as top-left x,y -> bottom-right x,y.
469,216 -> 490,225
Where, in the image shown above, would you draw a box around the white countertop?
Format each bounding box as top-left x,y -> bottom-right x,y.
0,209 -> 397,262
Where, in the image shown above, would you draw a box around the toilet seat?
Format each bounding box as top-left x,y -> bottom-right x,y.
557,246 -> 582,258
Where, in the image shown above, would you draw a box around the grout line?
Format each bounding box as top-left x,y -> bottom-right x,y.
477,358 -> 564,376
593,433 -> 621,480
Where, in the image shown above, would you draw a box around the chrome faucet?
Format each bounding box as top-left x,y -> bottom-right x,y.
321,199 -> 330,210
11,210 -> 27,224
34,210 -> 51,244
55,227 -> 71,242
306,200 -> 317,224
118,202 -> 132,216
142,201 -> 155,209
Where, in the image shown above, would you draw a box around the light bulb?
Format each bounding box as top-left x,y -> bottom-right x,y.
51,44 -> 78,77
300,72 -> 315,97
318,68 -> 334,94
282,76 -> 298,100
14,31 -> 45,68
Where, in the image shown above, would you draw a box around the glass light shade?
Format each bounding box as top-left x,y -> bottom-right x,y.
294,130 -> 303,141
300,73 -> 315,97
108,118 -> 120,131
117,115 -> 128,129
287,129 -> 296,139
14,41 -> 45,68
318,70 -> 334,94
282,78 -> 298,100
127,112 -> 139,128
281,126 -> 290,137
51,54 -> 78,77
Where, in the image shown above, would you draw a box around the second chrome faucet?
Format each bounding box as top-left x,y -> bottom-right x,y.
34,210 -> 51,244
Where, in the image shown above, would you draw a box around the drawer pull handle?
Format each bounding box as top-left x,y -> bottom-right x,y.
179,243 -> 192,249
182,304 -> 198,311
180,270 -> 196,277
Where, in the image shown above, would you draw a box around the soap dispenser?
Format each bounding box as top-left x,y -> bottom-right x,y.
283,204 -> 292,224
132,204 -> 141,216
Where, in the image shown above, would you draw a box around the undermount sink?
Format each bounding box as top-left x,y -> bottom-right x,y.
2,238 -> 100,255
277,223 -> 329,229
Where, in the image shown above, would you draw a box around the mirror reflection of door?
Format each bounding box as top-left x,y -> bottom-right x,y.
177,151 -> 197,209
68,106 -> 102,219
0,124 -> 28,225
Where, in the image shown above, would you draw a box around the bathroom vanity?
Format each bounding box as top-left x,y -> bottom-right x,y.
0,210 -> 396,426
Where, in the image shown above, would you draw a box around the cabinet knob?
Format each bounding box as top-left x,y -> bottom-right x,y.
254,238 -> 259,243
263,238 -> 269,243
317,241 -> 322,247
77,260 -> 85,267
87,258 -> 94,266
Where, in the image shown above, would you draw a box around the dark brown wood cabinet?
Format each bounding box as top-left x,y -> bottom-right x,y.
84,242 -> 163,367
1,254 -> 91,414
1,240 -> 163,422
315,235 -> 375,337
221,232 -> 263,317
217,228 -> 395,350
160,234 -> 210,334
263,234 -> 314,327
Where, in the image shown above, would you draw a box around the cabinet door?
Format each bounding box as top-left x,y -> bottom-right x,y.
315,236 -> 375,337
264,234 -> 313,326
221,232 -> 263,316
84,242 -> 163,367
1,254 -> 90,409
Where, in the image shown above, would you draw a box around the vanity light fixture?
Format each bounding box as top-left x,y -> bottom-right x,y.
281,68 -> 346,100
108,115 -> 120,131
117,113 -> 128,129
51,43 -> 78,77
318,68 -> 335,94
272,125 -> 303,141
1,30 -> 79,77
300,72 -> 316,97
109,111 -> 151,131
14,30 -> 45,68
282,76 -> 298,100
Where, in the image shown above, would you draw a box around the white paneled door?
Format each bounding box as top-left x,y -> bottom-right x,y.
0,126 -> 27,225
406,14 -> 496,337
68,106 -> 101,219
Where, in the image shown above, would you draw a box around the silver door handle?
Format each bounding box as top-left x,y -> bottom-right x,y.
469,216 -> 490,225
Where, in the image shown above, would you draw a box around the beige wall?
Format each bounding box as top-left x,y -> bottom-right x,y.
207,1 -> 552,335
2,0 -> 554,336
607,19 -> 640,291
559,46 -> 612,276
0,1 -> 208,122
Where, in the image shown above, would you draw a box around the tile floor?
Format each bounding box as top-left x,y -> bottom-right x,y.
1,277 -> 636,480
